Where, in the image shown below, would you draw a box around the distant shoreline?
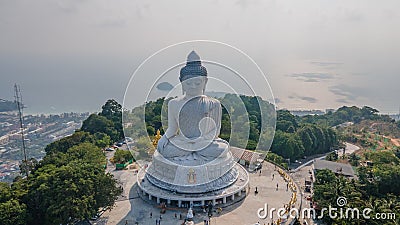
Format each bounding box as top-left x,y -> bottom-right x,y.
1,110 -> 96,117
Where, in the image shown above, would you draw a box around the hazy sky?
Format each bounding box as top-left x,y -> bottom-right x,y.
0,0 -> 399,114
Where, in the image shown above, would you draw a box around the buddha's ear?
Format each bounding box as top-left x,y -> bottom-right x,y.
204,77 -> 208,85
203,77 -> 208,94
181,85 -> 185,95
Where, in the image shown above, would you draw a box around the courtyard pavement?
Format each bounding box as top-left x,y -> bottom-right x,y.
100,161 -> 298,225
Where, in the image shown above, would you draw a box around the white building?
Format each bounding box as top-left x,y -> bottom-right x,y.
0,135 -> 9,145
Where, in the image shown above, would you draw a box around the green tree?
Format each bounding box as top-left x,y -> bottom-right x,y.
19,157 -> 39,176
361,106 -> 379,118
27,143 -> 122,225
145,98 -> 165,136
325,151 -> 338,161
114,149 -> 134,164
348,153 -> 360,166
81,114 -> 119,142
0,182 -> 27,225
134,136 -> 153,160
297,125 -> 316,155
100,99 -> 122,120
99,99 -> 124,141
94,132 -> 112,149
373,164 -> 400,195
271,130 -> 304,160
0,182 -> 12,202
45,131 -> 95,154
276,120 -> 294,132
265,152 -> 288,168
0,199 -> 27,225
10,177 -> 28,202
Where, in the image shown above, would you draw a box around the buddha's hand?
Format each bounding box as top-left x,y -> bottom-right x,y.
157,135 -> 169,150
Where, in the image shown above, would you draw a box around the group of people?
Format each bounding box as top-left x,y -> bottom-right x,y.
255,222 -> 280,225
203,219 -> 210,224
147,210 -> 215,225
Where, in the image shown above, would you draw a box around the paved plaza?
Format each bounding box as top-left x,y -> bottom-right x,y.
100,161 -> 300,225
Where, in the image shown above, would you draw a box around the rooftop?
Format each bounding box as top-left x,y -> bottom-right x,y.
314,159 -> 355,177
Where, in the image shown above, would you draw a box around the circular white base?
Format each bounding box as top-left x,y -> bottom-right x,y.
137,163 -> 249,206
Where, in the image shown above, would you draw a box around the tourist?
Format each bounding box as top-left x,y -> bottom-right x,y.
272,174 -> 274,180
155,219 -> 158,225
276,183 -> 279,191
150,212 -> 152,218
175,212 -> 177,218
286,183 -> 289,191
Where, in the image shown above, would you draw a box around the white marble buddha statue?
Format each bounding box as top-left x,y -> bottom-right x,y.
157,51 -> 229,162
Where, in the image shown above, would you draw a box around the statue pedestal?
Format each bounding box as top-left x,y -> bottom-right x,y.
146,149 -> 237,193
137,162 -> 249,209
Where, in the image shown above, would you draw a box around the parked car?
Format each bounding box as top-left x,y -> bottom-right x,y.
105,147 -> 114,151
125,137 -> 133,142
255,163 -> 263,170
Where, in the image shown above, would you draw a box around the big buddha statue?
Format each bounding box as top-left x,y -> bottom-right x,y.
146,51 -> 237,193
157,50 -> 229,162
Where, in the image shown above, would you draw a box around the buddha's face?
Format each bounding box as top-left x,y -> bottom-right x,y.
182,76 -> 207,97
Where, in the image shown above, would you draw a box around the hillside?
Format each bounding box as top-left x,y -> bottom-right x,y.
0,99 -> 17,112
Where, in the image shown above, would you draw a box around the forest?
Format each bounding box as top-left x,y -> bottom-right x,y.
125,94 -> 339,161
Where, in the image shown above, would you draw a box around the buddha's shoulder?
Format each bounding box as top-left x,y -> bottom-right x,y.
199,95 -> 220,103
167,96 -> 184,105
169,95 -> 220,108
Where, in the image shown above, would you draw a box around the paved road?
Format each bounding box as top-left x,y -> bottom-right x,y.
290,142 -> 360,225
337,142 -> 360,157
292,142 -> 360,172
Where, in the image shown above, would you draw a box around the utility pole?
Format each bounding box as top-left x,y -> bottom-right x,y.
14,84 -> 29,178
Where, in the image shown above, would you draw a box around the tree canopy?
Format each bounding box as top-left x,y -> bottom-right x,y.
1,99 -> 125,224
26,143 -> 121,225
99,99 -> 124,141
113,149 -> 135,164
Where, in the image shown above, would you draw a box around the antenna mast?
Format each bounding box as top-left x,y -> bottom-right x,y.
14,84 -> 29,178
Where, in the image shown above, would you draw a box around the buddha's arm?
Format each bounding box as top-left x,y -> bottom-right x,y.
201,100 -> 222,140
214,102 -> 222,138
164,100 -> 179,139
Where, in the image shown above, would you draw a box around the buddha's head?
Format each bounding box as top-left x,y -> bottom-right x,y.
179,51 -> 208,96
